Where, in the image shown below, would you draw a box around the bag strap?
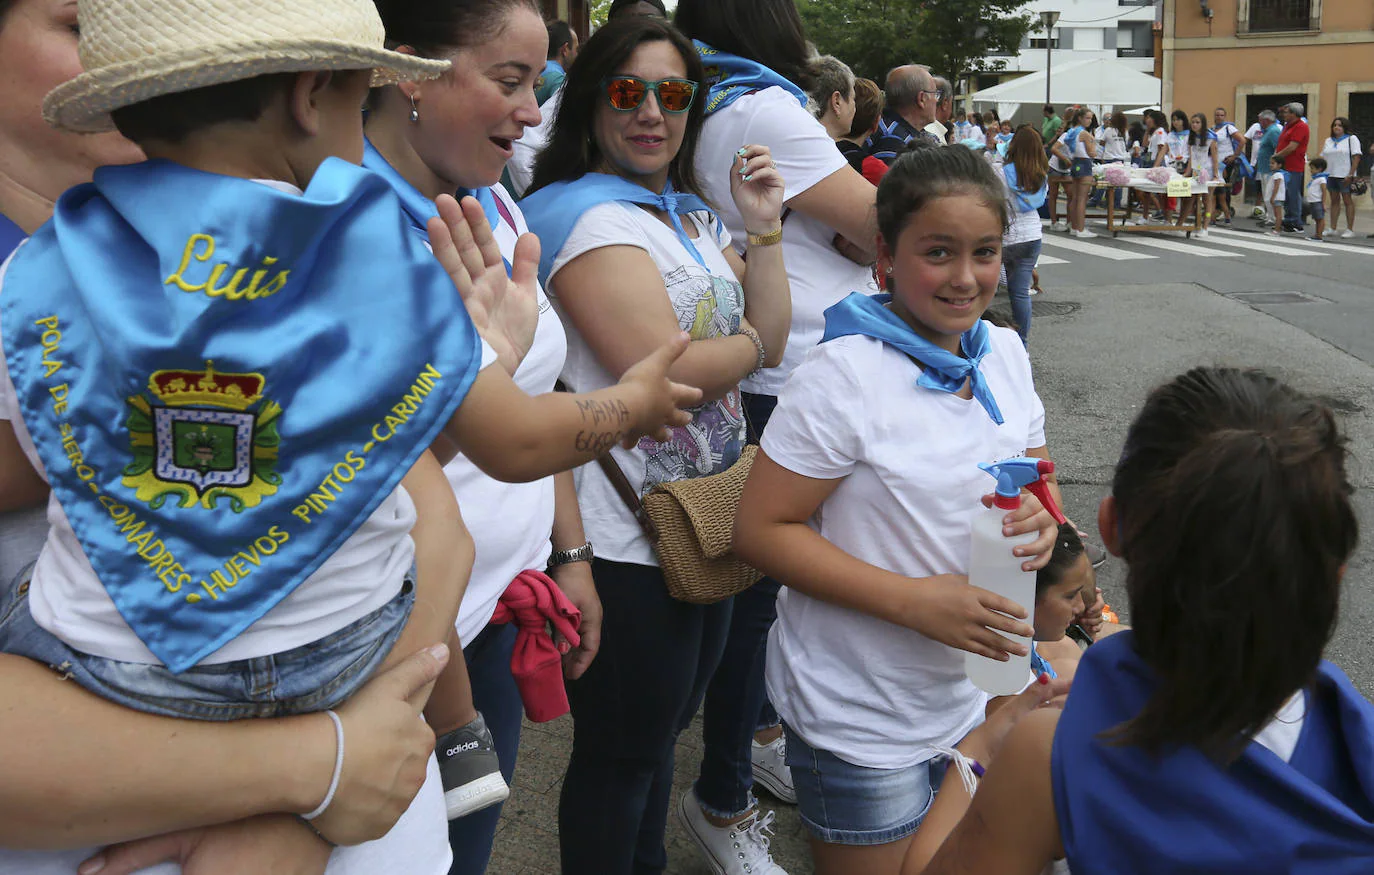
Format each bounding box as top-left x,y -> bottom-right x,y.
556,381 -> 660,542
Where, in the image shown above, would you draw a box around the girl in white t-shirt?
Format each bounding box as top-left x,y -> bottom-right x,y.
733,145 -> 1059,874
520,17 -> 792,874
1186,112 -> 1220,237
1320,117 -> 1362,237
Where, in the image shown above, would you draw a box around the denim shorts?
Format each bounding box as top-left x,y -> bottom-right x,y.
1327,176 -> 1349,194
1308,202 -> 1326,220
1070,158 -> 1094,178
0,563 -> 414,721
783,724 -> 940,845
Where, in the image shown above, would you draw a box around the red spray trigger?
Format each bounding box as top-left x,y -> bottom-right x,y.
1025,460 -> 1067,525
977,458 -> 1067,524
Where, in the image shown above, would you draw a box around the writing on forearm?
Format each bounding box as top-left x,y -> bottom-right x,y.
575,430 -> 625,455
577,398 -> 630,428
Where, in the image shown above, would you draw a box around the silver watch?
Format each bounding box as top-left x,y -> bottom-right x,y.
548,541 -> 594,568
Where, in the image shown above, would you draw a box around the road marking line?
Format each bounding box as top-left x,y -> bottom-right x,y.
1037,254 -> 1070,265
1165,234 -> 1326,257
1208,226 -> 1374,257
1041,235 -> 1157,260
1115,237 -> 1242,257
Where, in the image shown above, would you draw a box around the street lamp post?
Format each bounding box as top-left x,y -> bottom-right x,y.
1040,10 -> 1060,106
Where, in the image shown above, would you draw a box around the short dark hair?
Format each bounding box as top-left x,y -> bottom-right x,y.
674,0 -> 815,93
1108,368 -> 1356,762
876,145 -> 1009,246
547,20 -> 575,59
374,0 -> 539,56
1310,156 -> 1327,170
1044,104 -> 1056,114
110,73 -> 301,145
608,0 -> 667,19
529,17 -> 708,201
847,78 -> 884,140
1036,524 -> 1085,596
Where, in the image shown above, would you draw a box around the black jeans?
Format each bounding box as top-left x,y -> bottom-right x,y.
693,391 -> 784,815
559,558 -> 732,875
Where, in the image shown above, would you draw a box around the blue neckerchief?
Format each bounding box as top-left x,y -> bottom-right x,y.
1030,642 -> 1057,679
1004,164 -> 1049,213
520,172 -> 716,286
1062,125 -> 1085,155
361,138 -> 510,274
0,158 -> 483,672
821,292 -> 1004,424
0,211 -> 25,262
1053,632 -> 1374,874
694,40 -> 807,115
996,132 -> 1014,144
1331,134 -> 1350,146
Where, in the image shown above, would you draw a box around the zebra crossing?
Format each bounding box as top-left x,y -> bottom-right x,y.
1035,222 -> 1374,266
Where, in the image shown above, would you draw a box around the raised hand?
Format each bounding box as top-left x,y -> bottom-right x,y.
427,194 -> 541,376
615,332 -> 703,447
728,144 -> 786,236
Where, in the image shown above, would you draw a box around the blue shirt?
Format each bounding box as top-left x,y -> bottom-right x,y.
1257,124 -> 1283,172
535,60 -> 565,106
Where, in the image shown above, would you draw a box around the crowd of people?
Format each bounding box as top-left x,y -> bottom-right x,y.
1,2 -> 1372,875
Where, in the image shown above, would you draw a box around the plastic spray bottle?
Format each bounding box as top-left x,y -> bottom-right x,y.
964,457 -> 1067,695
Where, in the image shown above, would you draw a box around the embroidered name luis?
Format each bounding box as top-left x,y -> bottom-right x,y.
165,233 -> 291,301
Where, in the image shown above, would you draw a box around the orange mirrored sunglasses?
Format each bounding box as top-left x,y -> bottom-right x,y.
601,76 -> 699,114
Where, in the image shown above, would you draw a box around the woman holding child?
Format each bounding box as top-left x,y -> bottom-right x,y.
520,15 -> 791,874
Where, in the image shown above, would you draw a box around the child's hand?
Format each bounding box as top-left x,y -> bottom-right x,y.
901,574 -> 1034,661
616,332 -> 703,446
428,194 -> 540,376
728,144 -> 785,234
1076,586 -> 1106,637
980,492 -> 1059,572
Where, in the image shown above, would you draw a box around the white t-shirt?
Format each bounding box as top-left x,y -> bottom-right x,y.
1190,135 -> 1217,178
506,87 -> 561,199
696,87 -> 877,397
1266,172 -> 1286,202
548,201 -> 746,567
1149,128 -> 1168,163
0,179 -> 499,665
1166,130 -> 1190,162
0,756 -> 451,875
1099,127 -> 1129,161
763,326 -> 1047,768
1246,122 -> 1263,150
1213,122 -> 1239,161
1320,135 -> 1361,179
449,185 -> 567,644
1002,164 -> 1044,246
1306,175 -> 1328,204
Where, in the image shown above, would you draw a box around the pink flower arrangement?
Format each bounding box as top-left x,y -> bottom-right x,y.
1144,167 -> 1173,187
1103,164 -> 1132,186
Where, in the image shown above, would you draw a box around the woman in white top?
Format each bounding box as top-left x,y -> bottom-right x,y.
1002,127 -> 1049,343
1096,111 -> 1130,211
1320,117 -> 1362,237
521,17 -> 791,874
734,145 -> 1059,875
1050,107 -> 1098,238
1186,112 -> 1220,237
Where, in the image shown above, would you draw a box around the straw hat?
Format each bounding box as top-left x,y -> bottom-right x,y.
44,0 -> 451,133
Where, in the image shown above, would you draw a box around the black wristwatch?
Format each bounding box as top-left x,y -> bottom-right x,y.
548,541 -> 594,568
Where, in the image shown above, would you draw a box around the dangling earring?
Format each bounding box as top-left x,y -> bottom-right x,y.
409,95 -> 420,124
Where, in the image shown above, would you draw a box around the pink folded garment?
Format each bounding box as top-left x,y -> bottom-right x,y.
490,568 -> 582,722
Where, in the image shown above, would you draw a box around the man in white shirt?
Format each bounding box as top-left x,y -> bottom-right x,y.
1213,107 -> 1243,225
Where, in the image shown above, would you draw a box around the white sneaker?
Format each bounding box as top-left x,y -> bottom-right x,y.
1051,220 -> 1069,232
751,735 -> 796,804
1070,228 -> 1098,239
1195,228 -> 1209,238
1341,229 -> 1355,239
678,792 -> 788,875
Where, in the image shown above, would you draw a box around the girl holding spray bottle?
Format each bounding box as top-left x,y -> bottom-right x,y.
732,146 -> 1061,875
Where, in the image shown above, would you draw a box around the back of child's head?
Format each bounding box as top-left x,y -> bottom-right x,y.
1311,157 -> 1328,171
875,144 -> 1008,246
1109,367 -> 1357,759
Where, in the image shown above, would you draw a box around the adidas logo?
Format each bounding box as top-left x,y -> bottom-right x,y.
446,740 -> 482,757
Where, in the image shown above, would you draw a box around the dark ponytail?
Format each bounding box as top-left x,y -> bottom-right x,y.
373,0 -> 539,56
1108,368 -> 1357,761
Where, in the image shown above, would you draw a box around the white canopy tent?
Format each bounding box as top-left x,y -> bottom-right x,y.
968,58 -> 1163,121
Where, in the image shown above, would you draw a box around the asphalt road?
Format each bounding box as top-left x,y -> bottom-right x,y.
490,208 -> 1374,874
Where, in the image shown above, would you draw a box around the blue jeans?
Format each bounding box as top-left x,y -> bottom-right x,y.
559,558 -> 732,875
447,622 -> 522,875
693,390 -> 784,817
1284,169 -> 1305,230
1002,239 -> 1041,344
0,566 -> 413,720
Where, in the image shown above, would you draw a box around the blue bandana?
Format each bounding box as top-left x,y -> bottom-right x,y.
520,172 -> 715,286
1004,164 -> 1049,213
1062,124 -> 1085,155
361,138 -> 510,272
0,158 -> 483,672
821,292 -> 1004,424
1054,632 -> 1374,874
694,40 -> 807,116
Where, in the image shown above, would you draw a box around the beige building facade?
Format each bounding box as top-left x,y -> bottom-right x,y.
1161,0 -> 1374,158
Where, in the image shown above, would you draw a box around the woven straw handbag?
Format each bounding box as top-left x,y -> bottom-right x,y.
596,445 -> 762,604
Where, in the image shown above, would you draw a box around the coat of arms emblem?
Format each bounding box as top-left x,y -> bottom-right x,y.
122,361 -> 282,510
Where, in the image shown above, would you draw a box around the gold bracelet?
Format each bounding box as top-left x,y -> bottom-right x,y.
746,227 -> 783,247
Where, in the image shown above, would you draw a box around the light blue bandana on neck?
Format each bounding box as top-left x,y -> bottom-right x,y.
694,40 -> 807,116
520,172 -> 716,286
0,158 -> 484,672
821,292 -> 1004,425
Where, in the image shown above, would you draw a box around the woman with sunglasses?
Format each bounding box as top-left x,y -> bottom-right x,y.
521,16 -> 791,875
671,2 -> 879,872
